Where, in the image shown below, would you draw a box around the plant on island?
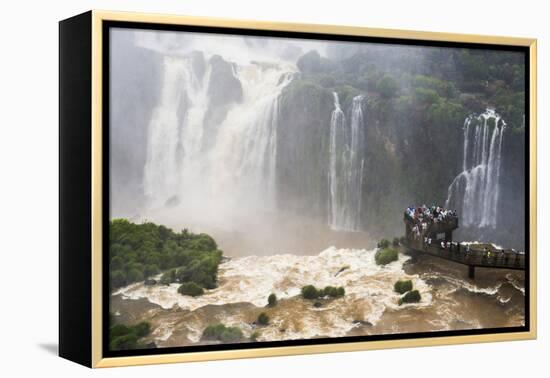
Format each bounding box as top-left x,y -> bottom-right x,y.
109,320 -> 151,351
301,285 -> 345,300
202,324 -> 243,343
394,279 -> 413,294
267,293 -> 278,307
109,219 -> 223,292
257,312 -> 270,326
375,247 -> 399,265
398,290 -> 422,305
178,281 -> 204,297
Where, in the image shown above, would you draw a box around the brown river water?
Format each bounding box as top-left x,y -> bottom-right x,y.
111,225 -> 525,348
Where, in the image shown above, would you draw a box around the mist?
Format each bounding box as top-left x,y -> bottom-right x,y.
109,28 -> 526,255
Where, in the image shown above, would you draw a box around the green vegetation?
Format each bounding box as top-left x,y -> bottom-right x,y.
160,269 -> 176,285
377,239 -> 391,249
109,219 -> 223,291
109,319 -> 151,351
301,285 -> 319,299
202,324 -> 243,343
250,330 -> 261,342
267,293 -> 277,307
394,279 -> 413,294
257,312 -> 270,326
375,247 -> 399,265
301,285 -> 345,300
399,290 -> 422,305
392,237 -> 400,247
178,282 -> 204,297
282,46 -> 526,242
377,74 -> 399,98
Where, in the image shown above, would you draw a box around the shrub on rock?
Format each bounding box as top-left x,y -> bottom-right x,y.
394,279 -> 413,294
375,247 -> 399,265
399,290 -> 421,305
178,281 -> 204,297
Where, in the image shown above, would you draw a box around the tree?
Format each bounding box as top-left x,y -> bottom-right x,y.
394,279 -> 413,294
377,75 -> 399,98
267,293 -> 277,307
377,239 -> 391,249
109,219 -> 223,291
202,324 -> 243,343
257,312 -> 269,326
375,248 -> 399,265
250,331 -> 261,342
109,321 -> 151,351
301,285 -> 320,299
399,290 -> 421,305
110,270 -> 127,289
178,282 -> 204,297
392,237 -> 400,247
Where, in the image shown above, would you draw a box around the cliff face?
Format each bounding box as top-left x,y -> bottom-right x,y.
110,30 -> 163,215
276,46 -> 526,248
276,81 -> 333,220
109,33 -> 527,250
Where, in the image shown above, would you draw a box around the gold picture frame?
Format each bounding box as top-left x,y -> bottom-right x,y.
59,10 -> 537,368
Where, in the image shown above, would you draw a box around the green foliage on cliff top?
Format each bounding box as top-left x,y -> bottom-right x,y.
377,74 -> 399,98
109,219 -> 222,291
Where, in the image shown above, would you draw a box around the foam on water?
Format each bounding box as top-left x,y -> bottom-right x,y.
115,247 -> 432,328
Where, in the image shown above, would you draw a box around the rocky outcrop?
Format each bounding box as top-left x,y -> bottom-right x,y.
276,80 -> 333,219
201,54 -> 244,150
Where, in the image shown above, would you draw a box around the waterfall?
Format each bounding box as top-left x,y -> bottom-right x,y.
328,93 -> 366,231
143,56 -> 212,208
143,52 -> 295,224
208,69 -> 294,208
445,108 -> 506,228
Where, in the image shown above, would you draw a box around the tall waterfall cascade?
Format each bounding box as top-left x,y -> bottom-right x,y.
143,52 -> 295,223
445,108 -> 506,228
328,93 -> 366,231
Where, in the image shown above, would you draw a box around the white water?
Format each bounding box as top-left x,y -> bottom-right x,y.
445,108 -> 506,228
328,93 -> 366,231
142,49 -> 296,225
114,247 -> 431,321
208,69 -> 294,208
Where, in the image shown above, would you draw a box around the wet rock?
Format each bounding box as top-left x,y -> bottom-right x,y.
208,54 -> 243,107
144,342 -> 157,349
352,320 -> 373,327
335,265 -> 350,277
144,279 -> 157,286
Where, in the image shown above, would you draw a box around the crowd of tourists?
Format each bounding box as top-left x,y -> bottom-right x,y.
405,205 -> 457,239
405,205 -> 457,225
405,205 -> 521,263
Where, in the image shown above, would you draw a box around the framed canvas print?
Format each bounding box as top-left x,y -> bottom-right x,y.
59,10 -> 537,368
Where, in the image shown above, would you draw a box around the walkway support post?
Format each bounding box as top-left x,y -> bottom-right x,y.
468,265 -> 475,279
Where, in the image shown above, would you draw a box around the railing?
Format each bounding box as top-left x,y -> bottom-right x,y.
404,239 -> 525,270
403,212 -> 459,235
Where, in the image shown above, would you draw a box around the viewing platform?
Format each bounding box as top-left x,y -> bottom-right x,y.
403,209 -> 525,279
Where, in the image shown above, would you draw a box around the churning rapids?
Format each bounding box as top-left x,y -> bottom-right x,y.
111,246 -> 525,347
